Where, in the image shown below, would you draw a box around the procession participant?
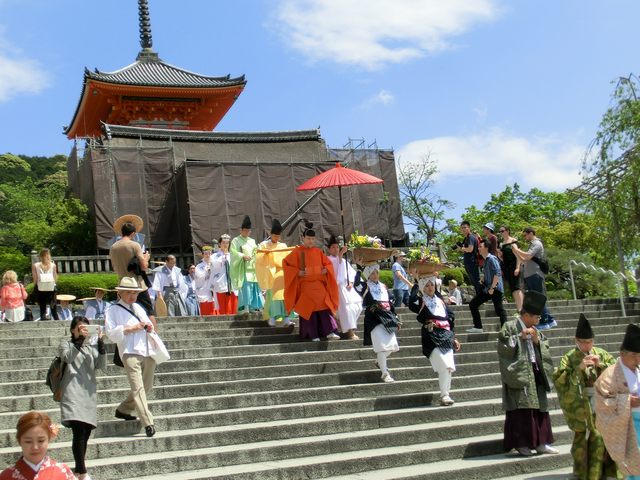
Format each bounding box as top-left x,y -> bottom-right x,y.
151,254 -> 188,317
84,287 -> 111,320
0,411 -> 75,480
497,290 -> 558,457
105,277 -> 158,437
327,235 -> 362,339
283,221 -> 340,342
256,219 -> 295,326
211,235 -> 238,315
409,275 -> 460,405
183,264 -> 200,316
553,314 -> 619,480
354,264 -> 398,382
194,245 -> 217,315
230,216 -> 263,313
59,316 -> 106,480
594,323 -> 640,479
55,295 -> 75,321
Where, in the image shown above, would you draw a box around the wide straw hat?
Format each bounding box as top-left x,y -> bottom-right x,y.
115,276 -> 144,292
56,294 -> 76,302
113,214 -> 144,234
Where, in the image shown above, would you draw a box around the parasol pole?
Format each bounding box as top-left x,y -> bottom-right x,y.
338,185 -> 349,286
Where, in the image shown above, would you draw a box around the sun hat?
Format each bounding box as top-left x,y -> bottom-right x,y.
113,214 -> 144,234
114,276 -> 144,292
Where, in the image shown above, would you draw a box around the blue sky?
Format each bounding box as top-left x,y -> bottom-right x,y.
0,0 -> 638,219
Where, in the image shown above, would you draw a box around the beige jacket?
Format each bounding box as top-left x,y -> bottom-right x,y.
594,358 -> 640,476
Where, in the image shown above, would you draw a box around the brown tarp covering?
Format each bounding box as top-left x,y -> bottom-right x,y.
70,132 -> 405,252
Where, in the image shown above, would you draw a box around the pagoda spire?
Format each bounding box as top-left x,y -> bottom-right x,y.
137,0 -> 158,61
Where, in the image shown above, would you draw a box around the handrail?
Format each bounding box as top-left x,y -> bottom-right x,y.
568,260 -> 637,317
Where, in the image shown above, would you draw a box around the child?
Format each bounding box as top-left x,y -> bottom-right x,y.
0,411 -> 75,479
55,295 -> 76,321
0,270 -> 28,322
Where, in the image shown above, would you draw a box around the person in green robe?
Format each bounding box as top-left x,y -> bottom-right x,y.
553,314 -> 620,480
230,215 -> 264,313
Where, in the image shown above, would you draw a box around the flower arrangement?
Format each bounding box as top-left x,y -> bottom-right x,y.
406,247 -> 440,264
348,231 -> 383,249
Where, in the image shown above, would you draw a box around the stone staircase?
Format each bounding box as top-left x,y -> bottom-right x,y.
0,298 -> 637,479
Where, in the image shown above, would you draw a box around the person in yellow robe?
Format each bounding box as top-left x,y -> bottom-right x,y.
283,221 -> 340,341
256,219 -> 295,327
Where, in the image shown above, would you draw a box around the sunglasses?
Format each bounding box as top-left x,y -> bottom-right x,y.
499,229 -> 506,233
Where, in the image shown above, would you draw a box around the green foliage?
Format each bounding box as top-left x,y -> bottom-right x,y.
26,273 -> 120,301
0,153 -> 31,183
0,247 -> 31,279
545,247 -> 618,298
378,269 -> 394,290
0,152 -> 95,256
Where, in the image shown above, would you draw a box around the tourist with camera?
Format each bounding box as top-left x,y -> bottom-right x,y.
105,277 -> 158,437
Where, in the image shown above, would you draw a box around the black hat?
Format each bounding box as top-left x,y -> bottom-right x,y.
241,215 -> 251,229
575,313 -> 594,339
271,219 -> 282,235
303,220 -> 315,237
522,290 -> 546,316
621,323 -> 640,353
327,234 -> 339,247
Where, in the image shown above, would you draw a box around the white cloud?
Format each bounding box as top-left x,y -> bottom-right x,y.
0,27 -> 50,102
361,89 -> 395,108
397,129 -> 585,191
272,0 -> 500,69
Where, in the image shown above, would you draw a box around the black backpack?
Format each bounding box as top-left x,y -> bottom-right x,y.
45,356 -> 67,402
531,255 -> 550,274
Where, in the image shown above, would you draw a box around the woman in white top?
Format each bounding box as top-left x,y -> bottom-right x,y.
31,248 -> 58,320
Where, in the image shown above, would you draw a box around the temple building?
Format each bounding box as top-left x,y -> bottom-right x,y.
66,0 -> 404,252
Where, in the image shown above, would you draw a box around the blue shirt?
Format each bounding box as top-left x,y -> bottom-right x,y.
392,262 -> 409,291
482,253 -> 503,293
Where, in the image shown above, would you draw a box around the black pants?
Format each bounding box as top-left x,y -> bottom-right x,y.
469,289 -> 508,328
35,289 -> 58,320
69,421 -> 93,474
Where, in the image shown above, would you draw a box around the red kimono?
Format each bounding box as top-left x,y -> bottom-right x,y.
0,457 -> 75,480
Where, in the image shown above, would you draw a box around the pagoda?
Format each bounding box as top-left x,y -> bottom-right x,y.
64,0 -> 245,138
65,0 -> 405,255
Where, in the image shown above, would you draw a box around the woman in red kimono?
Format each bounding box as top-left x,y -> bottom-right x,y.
0,411 -> 75,480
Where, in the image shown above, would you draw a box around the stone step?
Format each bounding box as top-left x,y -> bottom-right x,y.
107,426 -> 573,480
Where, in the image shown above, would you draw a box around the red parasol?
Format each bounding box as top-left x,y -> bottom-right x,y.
296,163 -> 384,191
296,163 -> 384,280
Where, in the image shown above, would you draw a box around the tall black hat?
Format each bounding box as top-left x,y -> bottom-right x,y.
522,290 -> 546,316
575,313 -> 594,339
302,220 -> 315,237
241,215 -> 251,229
271,219 -> 282,235
621,323 -> 640,353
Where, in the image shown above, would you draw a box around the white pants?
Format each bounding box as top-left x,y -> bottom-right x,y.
429,349 -> 455,397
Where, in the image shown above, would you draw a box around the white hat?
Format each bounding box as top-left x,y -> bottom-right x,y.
362,264 -> 380,280
56,294 -> 76,302
418,276 -> 437,291
115,276 -> 144,292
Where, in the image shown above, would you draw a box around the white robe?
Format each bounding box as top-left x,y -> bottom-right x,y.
328,255 -> 363,332
194,260 -> 216,302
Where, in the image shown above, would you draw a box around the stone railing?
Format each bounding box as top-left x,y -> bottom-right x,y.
31,252 -> 197,274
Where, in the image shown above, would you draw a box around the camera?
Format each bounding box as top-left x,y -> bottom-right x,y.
143,324 -> 150,332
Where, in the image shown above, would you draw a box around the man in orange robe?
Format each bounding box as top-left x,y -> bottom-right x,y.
283,223 -> 340,341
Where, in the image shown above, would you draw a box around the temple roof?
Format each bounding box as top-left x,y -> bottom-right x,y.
85,53 -> 246,88
103,124 -> 322,143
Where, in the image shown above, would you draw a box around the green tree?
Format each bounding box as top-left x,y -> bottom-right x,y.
397,153 -> 455,244
0,153 -> 32,183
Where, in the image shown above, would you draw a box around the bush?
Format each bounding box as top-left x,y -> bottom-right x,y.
26,273 -> 120,301
379,269 -> 394,290
441,267 -> 465,287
